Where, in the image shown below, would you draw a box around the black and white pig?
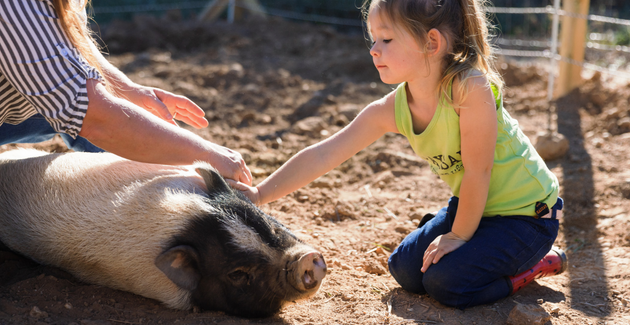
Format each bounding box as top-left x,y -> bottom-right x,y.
0,149 -> 326,318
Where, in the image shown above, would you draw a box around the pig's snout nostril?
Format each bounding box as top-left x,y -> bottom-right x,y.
300,252 -> 327,290
303,270 -> 316,289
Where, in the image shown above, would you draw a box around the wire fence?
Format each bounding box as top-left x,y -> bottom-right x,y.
91,0 -> 630,81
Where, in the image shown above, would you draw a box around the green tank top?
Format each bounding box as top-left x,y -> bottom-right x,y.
394,82 -> 559,217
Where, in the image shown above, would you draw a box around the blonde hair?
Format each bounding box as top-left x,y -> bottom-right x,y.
53,0 -> 109,88
362,0 -> 503,106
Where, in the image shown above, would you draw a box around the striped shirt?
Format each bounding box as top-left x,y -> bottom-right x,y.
0,0 -> 102,138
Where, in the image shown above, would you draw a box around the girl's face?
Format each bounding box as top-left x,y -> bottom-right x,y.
368,9 -> 428,85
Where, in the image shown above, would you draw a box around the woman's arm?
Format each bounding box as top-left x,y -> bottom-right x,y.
421,76 -> 497,272
79,80 -> 252,184
235,91 -> 399,205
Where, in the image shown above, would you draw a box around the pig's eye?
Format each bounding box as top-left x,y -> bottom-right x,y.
228,270 -> 250,286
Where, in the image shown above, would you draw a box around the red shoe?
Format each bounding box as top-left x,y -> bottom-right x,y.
509,246 -> 568,295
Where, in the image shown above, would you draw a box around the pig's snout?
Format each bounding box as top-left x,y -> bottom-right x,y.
296,251 -> 327,291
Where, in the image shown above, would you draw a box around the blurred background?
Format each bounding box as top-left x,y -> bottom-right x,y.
90,0 -> 630,41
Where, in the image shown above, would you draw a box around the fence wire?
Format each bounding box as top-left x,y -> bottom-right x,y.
485,5 -> 630,27
92,2 -> 630,80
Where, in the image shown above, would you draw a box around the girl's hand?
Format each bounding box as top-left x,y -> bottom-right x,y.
227,180 -> 261,206
421,232 -> 468,273
122,85 -> 209,129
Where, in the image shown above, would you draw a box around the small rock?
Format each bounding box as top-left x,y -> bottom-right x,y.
395,225 -> 410,234
333,114 -> 350,126
335,201 -> 355,219
310,178 -> 334,189
618,117 -> 630,129
257,151 -> 282,165
291,116 -> 326,135
408,211 -> 425,221
337,104 -> 361,120
29,306 -> 48,319
373,170 -> 395,184
257,114 -> 273,124
535,132 -> 569,161
341,293 -> 355,301
250,167 -> 268,178
340,263 -> 352,271
506,303 -> 551,325
362,259 -> 387,275
64,303 -> 73,309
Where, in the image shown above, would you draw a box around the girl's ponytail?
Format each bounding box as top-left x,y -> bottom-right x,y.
443,0 -> 503,104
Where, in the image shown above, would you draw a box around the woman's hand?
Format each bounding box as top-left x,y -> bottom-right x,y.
227,180 -> 261,206
421,231 -> 468,273
121,85 -> 209,129
206,143 -> 253,186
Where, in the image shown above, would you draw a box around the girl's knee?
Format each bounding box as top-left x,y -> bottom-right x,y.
422,266 -> 469,308
388,250 -> 425,294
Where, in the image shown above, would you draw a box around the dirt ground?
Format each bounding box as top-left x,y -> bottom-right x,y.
0,14 -> 629,325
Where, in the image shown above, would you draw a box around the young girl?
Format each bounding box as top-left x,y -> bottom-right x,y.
232,0 -> 566,309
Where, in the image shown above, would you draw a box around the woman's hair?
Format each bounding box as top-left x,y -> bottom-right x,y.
53,0 -> 108,87
362,0 -> 503,106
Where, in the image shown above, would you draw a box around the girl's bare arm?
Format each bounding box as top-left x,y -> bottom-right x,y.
253,91 -> 399,205
421,76 -> 497,272
451,76 -> 498,240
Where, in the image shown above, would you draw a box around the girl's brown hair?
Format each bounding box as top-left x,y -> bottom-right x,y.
362,0 -> 503,107
53,0 -> 108,87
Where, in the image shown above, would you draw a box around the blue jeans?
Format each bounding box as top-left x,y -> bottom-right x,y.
0,114 -> 104,152
388,196 -> 559,309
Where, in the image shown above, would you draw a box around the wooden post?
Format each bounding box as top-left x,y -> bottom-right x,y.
555,0 -> 590,98
197,0 -> 266,22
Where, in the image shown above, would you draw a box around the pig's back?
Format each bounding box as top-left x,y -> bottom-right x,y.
0,149 -> 209,308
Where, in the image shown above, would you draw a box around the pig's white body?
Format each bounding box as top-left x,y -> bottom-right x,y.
0,149 -> 210,309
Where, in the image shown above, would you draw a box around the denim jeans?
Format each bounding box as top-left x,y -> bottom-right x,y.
388,196 -> 559,309
0,114 -> 104,152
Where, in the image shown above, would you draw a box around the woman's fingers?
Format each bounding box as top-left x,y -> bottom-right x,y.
153,89 -> 209,129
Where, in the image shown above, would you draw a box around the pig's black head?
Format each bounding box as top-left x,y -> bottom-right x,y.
155,165 -> 326,318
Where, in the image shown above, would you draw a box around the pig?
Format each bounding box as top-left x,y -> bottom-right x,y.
0,149 -> 326,318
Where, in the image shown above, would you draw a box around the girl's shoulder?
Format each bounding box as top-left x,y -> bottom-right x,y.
453,69 -> 489,91
358,88 -> 398,134
452,70 -> 492,102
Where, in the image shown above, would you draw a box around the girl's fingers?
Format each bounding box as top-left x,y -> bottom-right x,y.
421,247 -> 436,272
432,249 -> 444,265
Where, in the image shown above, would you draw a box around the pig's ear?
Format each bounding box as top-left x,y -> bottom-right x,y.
155,245 -> 201,291
195,165 -> 231,195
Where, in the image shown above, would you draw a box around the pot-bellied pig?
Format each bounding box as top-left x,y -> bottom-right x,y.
0,149 -> 326,317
